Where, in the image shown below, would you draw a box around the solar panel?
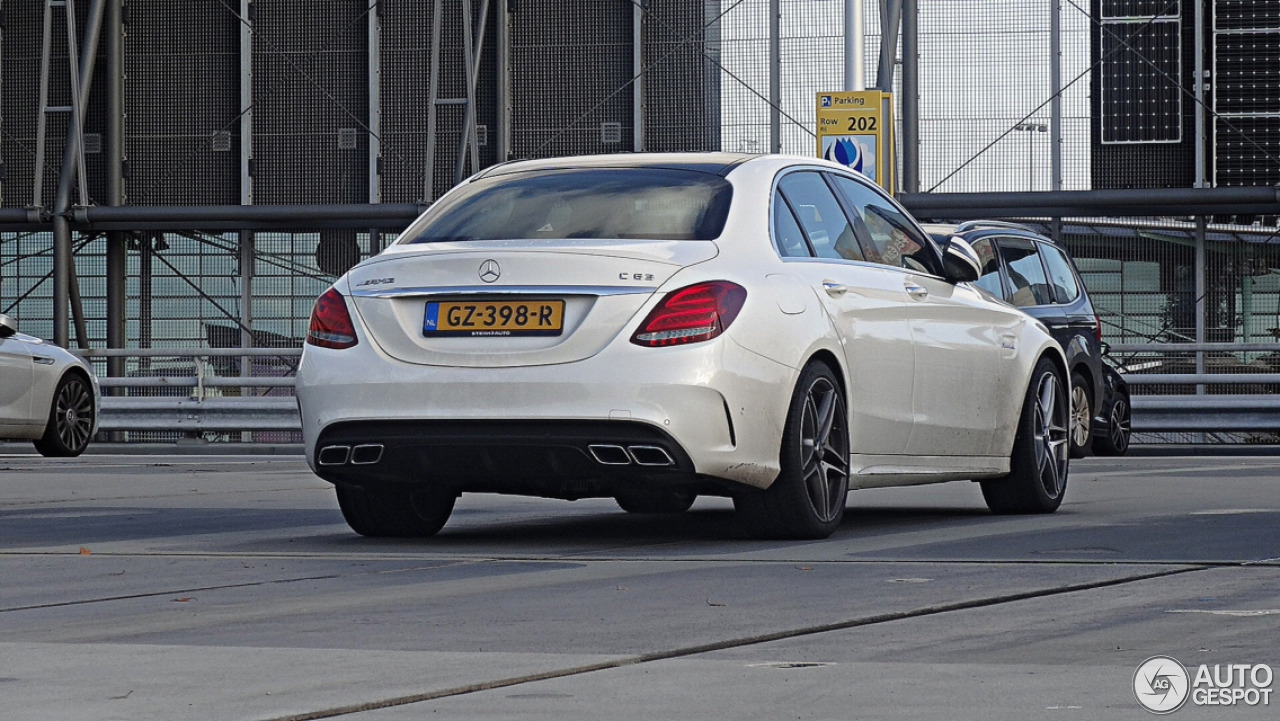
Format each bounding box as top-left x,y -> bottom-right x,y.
1099,17 -> 1182,144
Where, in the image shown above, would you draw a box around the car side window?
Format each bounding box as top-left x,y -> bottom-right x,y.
772,193 -> 813,258
1039,242 -> 1081,304
969,237 -> 1007,299
828,175 -> 933,274
776,172 -> 865,262
997,237 -> 1053,307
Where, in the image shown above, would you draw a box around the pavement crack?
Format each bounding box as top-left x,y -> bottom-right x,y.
253,565 -> 1210,721
0,575 -> 342,614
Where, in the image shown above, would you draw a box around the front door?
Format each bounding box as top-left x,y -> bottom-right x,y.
0,334 -> 34,425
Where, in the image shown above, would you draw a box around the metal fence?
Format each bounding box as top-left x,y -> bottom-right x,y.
3,2 -> 1280,443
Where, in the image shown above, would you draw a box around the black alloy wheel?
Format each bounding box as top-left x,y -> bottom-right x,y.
1092,394 -> 1131,456
981,357 -> 1070,514
735,362 -> 850,539
615,489 -> 697,514
34,373 -> 95,457
335,484 -> 457,538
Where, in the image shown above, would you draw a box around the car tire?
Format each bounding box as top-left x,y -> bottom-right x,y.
981,357 -> 1069,514
615,489 -> 696,514
734,362 -> 849,540
335,484 -> 457,538
33,373 -> 95,458
1092,393 -> 1131,456
1068,372 -> 1092,459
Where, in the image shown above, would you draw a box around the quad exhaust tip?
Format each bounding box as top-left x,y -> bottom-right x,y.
587,444 -> 675,467
318,445 -> 351,466
350,444 -> 384,465
628,445 -> 675,466
588,444 -> 631,465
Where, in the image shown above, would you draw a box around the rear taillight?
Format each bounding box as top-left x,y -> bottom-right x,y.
307,287 -> 358,349
1094,314 -> 1103,345
631,281 -> 747,347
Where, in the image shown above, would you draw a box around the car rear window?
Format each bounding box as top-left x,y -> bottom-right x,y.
401,168 -> 734,243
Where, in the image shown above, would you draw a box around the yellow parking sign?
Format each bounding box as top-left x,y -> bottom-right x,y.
815,90 -> 895,192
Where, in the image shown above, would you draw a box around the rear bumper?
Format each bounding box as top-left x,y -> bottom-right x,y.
311,419 -> 713,499
296,336 -> 794,490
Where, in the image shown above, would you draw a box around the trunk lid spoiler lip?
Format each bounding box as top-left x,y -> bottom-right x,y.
351,284 -> 660,299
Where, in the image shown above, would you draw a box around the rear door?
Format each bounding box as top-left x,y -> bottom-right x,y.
773,170 -> 915,455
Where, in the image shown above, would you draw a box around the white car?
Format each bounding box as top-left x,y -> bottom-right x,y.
297,153 -> 1069,540
0,314 -> 99,456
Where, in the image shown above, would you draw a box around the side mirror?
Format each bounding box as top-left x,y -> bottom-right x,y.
939,236 -> 981,283
0,314 -> 16,339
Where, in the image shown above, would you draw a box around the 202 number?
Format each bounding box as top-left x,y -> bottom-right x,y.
846,116 -> 878,132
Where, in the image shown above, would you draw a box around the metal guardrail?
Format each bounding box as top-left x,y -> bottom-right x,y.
1130,396 -> 1279,434
74,348 -> 301,433
1108,342 -> 1279,434
72,347 -> 1279,437
97,398 -> 300,432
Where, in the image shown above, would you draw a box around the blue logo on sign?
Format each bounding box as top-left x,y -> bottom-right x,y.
820,96 -> 832,108
824,138 -> 863,173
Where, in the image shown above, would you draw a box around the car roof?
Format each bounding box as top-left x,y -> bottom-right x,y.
923,221 -> 1062,246
472,152 -> 757,180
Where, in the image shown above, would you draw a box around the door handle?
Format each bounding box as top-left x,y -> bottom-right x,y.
904,282 -> 929,299
822,281 -> 847,297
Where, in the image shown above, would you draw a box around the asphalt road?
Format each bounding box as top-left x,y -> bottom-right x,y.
1,452 -> 1277,720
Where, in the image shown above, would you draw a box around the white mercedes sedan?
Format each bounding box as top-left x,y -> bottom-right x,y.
297,153 -> 1069,540
0,314 -> 99,456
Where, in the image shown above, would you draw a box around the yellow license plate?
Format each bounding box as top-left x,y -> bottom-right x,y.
423,300 -> 565,336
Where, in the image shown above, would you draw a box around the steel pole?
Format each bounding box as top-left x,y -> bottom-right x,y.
901,0 -> 918,193
52,0 -> 106,348
369,0 -> 382,206
633,0 -> 646,151
368,0 -> 382,254
845,0 -> 864,91
769,0 -> 781,153
875,0 -> 902,92
454,0 -> 488,184
1195,216 -> 1206,396
1194,0 -> 1208,187
1050,0 -> 1062,192
496,0 -> 511,162
106,0 -> 125,386
239,0 -> 255,413
424,0 -> 443,199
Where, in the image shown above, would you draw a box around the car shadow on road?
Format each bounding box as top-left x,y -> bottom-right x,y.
304,502 -> 1004,553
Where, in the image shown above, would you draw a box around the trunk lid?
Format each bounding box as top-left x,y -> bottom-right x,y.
346,239 -> 717,367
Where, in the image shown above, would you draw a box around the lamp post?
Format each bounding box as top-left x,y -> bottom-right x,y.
1014,122 -> 1048,191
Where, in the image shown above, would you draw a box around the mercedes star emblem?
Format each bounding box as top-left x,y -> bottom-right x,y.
478,259 -> 501,283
